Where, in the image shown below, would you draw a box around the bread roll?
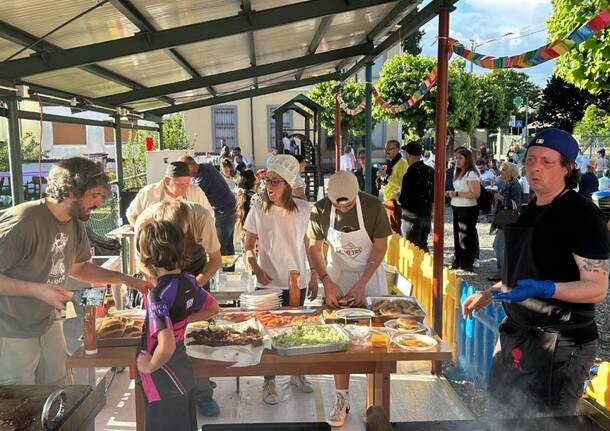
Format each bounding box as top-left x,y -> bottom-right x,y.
98,325 -> 125,339
123,326 -> 141,337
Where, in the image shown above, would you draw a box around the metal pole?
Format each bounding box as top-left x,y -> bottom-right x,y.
364,63 -> 373,194
5,95 -> 24,205
158,122 -> 164,150
334,84 -> 342,173
524,97 -> 529,144
432,6 -> 450,375
470,41 -> 475,73
114,115 -> 129,275
249,97 -> 255,164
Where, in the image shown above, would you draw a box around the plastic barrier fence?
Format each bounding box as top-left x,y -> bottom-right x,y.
456,283 -> 505,389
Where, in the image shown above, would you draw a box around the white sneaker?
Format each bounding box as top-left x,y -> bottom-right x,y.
328,392 -> 350,427
473,259 -> 480,268
290,375 -> 313,393
263,379 -> 280,405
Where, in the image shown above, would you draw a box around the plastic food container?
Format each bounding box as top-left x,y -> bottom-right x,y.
271,324 -> 349,356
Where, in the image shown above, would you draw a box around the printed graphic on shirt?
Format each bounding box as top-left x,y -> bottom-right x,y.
335,241 -> 363,258
48,233 -> 68,284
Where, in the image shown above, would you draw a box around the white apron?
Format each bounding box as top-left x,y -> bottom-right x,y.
327,195 -> 387,296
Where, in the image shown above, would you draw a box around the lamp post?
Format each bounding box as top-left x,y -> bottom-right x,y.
468,32 -> 515,73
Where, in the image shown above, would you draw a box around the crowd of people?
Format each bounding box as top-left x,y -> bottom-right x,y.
0,127 -> 607,429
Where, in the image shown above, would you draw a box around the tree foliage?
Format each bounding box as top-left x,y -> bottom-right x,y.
573,105 -> 610,137
161,113 -> 194,150
538,75 -> 610,133
485,70 -> 541,124
0,130 -> 49,172
475,73 -> 509,130
307,80 -> 380,145
375,54 -> 479,136
547,0 -> 610,93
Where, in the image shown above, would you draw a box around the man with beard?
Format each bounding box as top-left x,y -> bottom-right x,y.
0,157 -> 151,386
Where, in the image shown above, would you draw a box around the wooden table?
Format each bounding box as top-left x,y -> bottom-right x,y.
68,338 -> 451,430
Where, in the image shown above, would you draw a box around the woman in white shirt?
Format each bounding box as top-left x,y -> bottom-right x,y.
339,145 -> 356,171
219,158 -> 238,192
243,155 -> 317,405
445,147 -> 481,271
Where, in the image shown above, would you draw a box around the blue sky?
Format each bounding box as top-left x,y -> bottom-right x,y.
418,0 -> 555,87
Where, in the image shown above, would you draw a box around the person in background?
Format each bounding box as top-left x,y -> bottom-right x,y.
292,154 -> 307,200
233,155 -> 246,173
232,147 -> 252,169
598,169 -> 610,192
307,171 -> 391,427
282,133 -> 293,154
596,149 -> 608,178
219,139 -> 230,159
136,220 -> 219,431
519,166 -> 531,203
575,148 -> 590,174
243,155 -> 317,404
423,150 -> 436,169
379,139 -> 408,234
477,160 -> 495,215
445,159 -> 456,192
0,157 -> 151,386
339,145 -> 356,171
126,161 -> 213,226
479,144 -> 490,164
445,147 -> 481,271
354,148 -> 379,197
489,162 -> 523,282
219,158 -> 238,193
180,156 -> 237,265
579,160 -> 599,199
398,141 -> 434,252
463,128 -> 608,418
234,170 -> 259,249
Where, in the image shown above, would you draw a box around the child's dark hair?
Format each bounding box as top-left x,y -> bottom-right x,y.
137,220 -> 185,272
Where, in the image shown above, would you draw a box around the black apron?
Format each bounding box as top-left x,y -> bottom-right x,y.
489,190 -> 595,417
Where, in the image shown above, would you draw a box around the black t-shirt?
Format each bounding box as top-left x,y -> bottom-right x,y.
399,160 -> 435,216
515,190 -> 609,342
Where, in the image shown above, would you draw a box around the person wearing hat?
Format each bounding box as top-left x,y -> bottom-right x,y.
379,139 -> 409,234
126,161 -> 213,226
307,170 -> 392,427
398,141 -> 434,252
463,128 -> 609,418
243,155 -> 317,404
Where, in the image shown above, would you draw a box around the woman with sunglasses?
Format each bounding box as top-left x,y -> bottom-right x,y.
243,155 -> 317,405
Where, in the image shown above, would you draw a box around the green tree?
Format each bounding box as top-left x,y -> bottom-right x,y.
475,73 -> 509,130
0,131 -> 49,194
486,70 -> 541,125
307,80 -> 380,148
161,113 -> 194,150
573,105 -> 610,137
547,0 -> 610,93
375,54 -> 479,144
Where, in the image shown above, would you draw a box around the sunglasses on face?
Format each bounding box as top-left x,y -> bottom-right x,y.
263,177 -> 286,187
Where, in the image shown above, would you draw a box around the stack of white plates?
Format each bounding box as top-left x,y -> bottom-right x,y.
240,289 -> 282,311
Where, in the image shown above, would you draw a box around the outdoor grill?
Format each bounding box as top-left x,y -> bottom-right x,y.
0,381 -> 105,431
392,416 -> 605,431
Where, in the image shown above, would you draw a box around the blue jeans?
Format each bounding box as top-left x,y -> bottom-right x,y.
493,228 -> 505,274
400,213 -> 432,253
215,210 -> 236,268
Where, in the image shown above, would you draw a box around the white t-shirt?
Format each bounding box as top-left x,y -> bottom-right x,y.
294,173 -> 305,190
244,199 -> 311,290
340,154 -> 355,171
480,170 -> 496,187
282,137 -> 292,152
519,176 -> 530,195
126,180 -> 213,224
451,170 -> 480,207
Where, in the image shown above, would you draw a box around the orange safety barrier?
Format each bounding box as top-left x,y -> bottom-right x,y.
384,233 -> 461,362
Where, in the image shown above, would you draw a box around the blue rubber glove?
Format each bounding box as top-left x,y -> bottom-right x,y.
491,279 -> 556,303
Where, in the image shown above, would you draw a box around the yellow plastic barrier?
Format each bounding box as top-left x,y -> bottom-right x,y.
384,233 -> 461,362
586,361 -> 610,409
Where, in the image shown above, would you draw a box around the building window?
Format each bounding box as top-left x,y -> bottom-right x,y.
52,123 -> 86,145
268,105 -> 292,150
104,121 -> 135,145
212,106 -> 237,149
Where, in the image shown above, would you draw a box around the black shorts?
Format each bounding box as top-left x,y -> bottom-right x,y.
145,390 -> 197,431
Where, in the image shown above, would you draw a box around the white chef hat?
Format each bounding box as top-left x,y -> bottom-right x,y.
266,155 -> 300,188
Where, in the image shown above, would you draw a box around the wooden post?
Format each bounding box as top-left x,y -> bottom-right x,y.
432,6 -> 451,375
364,62 -> 373,194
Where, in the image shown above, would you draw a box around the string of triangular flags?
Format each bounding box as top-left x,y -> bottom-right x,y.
337,7 -> 610,116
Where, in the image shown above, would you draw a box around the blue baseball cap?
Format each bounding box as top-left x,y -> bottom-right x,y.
527,128 -> 578,162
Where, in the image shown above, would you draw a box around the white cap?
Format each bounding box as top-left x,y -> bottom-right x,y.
267,155 -> 300,188
327,170 -> 359,204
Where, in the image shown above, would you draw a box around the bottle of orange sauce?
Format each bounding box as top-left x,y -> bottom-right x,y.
288,270 -> 300,308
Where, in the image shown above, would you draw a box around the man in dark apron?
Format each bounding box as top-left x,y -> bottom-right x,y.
462,128 -> 609,417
